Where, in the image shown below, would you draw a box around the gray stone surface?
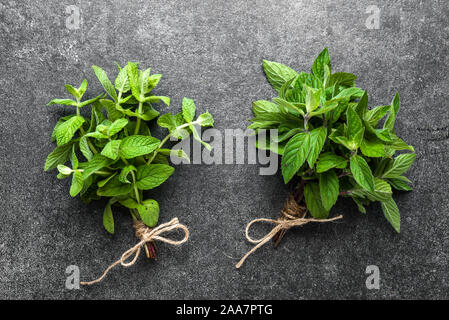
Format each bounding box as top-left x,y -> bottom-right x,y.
0,0 -> 448,299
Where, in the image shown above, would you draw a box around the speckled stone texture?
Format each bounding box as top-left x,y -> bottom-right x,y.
0,0 -> 448,299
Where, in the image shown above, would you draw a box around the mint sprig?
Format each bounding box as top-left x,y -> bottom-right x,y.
45,62 -> 214,237
250,48 -> 416,233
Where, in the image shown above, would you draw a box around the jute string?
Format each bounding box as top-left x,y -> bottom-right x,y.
81,218 -> 189,285
235,196 -> 343,269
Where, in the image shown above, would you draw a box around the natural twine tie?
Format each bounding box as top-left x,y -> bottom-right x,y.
235,196 -> 343,269
81,218 -> 189,286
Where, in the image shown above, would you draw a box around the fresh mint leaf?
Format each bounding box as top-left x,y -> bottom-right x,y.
55,116 -> 85,146
92,65 -> 118,102
350,155 -> 375,192
135,164 -> 175,190
312,47 -> 331,81
101,140 -> 122,160
182,98 -> 196,122
381,197 -> 400,233
103,200 -> 114,234
97,175 -> 133,197
316,153 -> 347,173
304,182 -> 330,219
137,199 -> 159,227
70,171 -> 84,197
382,153 -> 416,178
319,170 -> 339,211
262,59 -> 298,91
44,142 -> 74,171
120,135 -> 160,159
281,132 -> 310,183
307,127 -> 327,168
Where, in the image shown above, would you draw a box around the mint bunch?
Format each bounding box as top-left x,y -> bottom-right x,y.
250,48 -> 415,232
45,62 -> 214,235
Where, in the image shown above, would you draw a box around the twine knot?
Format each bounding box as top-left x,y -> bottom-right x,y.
235,196 -> 343,269
81,218 -> 189,286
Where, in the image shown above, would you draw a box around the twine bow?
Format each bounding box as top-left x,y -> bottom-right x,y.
235,200 -> 343,269
81,218 -> 189,286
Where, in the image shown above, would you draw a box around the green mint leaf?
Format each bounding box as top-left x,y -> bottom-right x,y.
139,68 -> 151,96
309,101 -> 338,117
120,135 -> 160,159
157,113 -> 178,132
182,97 -> 196,122
262,59 -> 298,92
144,95 -> 170,106
365,105 -> 390,126
381,197 -> 400,233
79,93 -> 105,108
97,175 -> 133,196
189,124 -> 212,151
329,72 -> 357,87
307,127 -> 327,168
92,65 -> 118,102
281,132 -> 310,183
101,140 -> 122,160
55,115 -> 85,146
71,144 -> 79,170
346,106 -> 364,149
353,197 -> 367,214
304,182 -> 330,219
126,62 -> 141,101
118,197 -> 140,209
44,142 -> 74,171
305,85 -> 321,113
107,118 -> 128,136
148,74 -> 162,89
384,93 -> 400,133
119,165 -> 137,184
82,154 -> 112,179
100,98 -> 124,121
354,92 -> 368,118
197,111 -> 214,127
135,164 -> 175,190
158,148 -> 190,163
252,100 -> 281,116
316,153 -> 348,173
97,172 -> 118,188
360,140 -> 386,158
103,200 -> 114,234
70,171 -> 84,197
319,170 -> 339,211
350,155 -> 375,192
137,199 -> 159,227
65,84 -> 80,100
57,164 -> 73,175
78,79 -> 88,98
51,115 -> 75,142
47,98 -> 77,106
114,63 -> 130,93
387,134 -> 415,152
382,153 -> 416,178
387,178 -> 412,191
140,105 -> 160,121
312,47 -> 331,81
333,87 -> 365,100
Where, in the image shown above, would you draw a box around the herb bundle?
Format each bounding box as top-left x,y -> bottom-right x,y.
45,62 -> 214,283
236,48 -> 416,268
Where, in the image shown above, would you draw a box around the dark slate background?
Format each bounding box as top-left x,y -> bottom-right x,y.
0,0 -> 448,299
